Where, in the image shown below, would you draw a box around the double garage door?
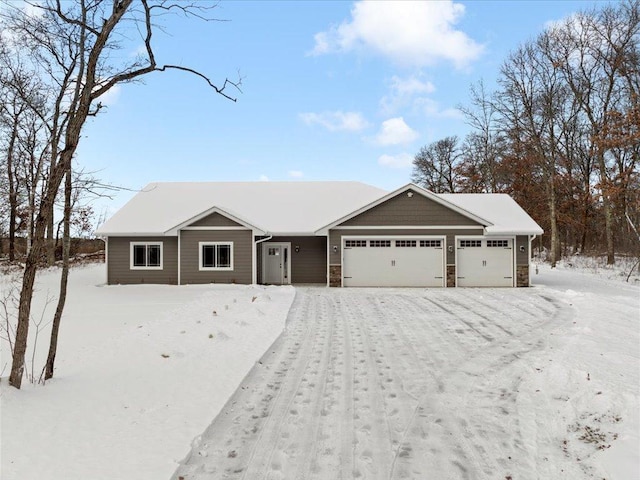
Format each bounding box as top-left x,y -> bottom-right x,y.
342,236 -> 514,287
343,237 -> 445,287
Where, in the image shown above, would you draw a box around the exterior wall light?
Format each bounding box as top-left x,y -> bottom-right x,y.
448,245 -> 454,253
519,245 -> 526,253
332,245 -> 338,253
295,245 -> 300,253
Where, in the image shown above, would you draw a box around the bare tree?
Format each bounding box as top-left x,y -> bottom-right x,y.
412,136 -> 461,193
2,0 -> 240,389
547,0 -> 640,263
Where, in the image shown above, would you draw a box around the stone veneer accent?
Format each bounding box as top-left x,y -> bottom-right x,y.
446,265 -> 456,288
516,265 -> 529,287
329,265 -> 342,287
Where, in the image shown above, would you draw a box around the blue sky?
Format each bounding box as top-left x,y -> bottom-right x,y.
74,0 -> 606,217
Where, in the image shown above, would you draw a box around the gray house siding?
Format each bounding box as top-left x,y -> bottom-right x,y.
107,236 -> 178,285
341,190 -> 482,227
515,235 -> 529,265
188,212 -> 242,227
329,228 -> 484,266
260,236 -> 327,284
180,230 -> 252,284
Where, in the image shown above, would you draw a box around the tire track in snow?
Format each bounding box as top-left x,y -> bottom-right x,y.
387,290 -> 568,479
172,288 -> 570,480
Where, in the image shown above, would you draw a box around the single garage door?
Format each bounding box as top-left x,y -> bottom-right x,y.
343,237 -> 445,287
456,238 -> 514,287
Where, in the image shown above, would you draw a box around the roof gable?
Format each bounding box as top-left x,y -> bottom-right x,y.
168,206 -> 264,234
317,184 -> 491,234
340,189 -> 483,227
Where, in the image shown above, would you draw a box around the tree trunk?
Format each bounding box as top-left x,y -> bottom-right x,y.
7,124 -> 18,262
549,172 -> 559,267
597,152 -> 616,264
44,169 -> 72,380
9,148 -> 73,388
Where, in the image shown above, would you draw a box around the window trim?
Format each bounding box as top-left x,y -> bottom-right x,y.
199,241 -> 234,271
130,242 -> 163,270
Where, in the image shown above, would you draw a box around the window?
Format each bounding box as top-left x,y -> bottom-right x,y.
420,240 -> 442,248
130,242 -> 163,270
345,240 -> 367,248
395,240 -> 417,247
460,240 -> 482,248
199,242 -> 233,271
487,240 -> 509,248
370,240 -> 391,247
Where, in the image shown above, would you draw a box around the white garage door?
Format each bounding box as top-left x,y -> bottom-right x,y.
343,237 -> 445,287
456,238 -> 514,287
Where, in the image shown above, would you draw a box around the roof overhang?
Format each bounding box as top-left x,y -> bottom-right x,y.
315,183 -> 493,235
94,231 -> 170,237
484,228 -> 544,236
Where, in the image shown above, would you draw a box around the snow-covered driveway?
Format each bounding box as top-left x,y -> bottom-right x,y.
172,282 -> 636,480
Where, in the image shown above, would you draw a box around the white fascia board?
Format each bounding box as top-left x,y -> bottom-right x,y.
315,183 -> 493,235
165,205 -> 266,236
97,232 -> 173,237
485,228 -> 544,236
269,231 -> 321,237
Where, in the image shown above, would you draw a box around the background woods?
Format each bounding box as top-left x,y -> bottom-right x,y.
0,0 -> 237,389
412,1 -> 640,266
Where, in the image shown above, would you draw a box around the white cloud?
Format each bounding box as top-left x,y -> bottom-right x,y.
299,111 -> 369,132
23,1 -> 44,18
390,75 -> 436,96
310,0 -> 484,68
378,153 -> 414,169
259,175 -> 269,181
413,97 -> 463,119
288,170 -> 304,178
97,84 -> 121,107
374,117 -> 419,146
380,75 -> 436,114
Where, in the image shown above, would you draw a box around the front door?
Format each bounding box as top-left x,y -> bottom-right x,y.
262,243 -> 291,285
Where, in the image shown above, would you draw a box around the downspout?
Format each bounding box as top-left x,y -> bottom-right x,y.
254,234 -> 273,284
103,237 -> 108,285
529,234 -> 538,285
177,231 -> 181,286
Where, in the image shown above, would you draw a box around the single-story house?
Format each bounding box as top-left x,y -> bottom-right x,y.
96,181 -> 543,287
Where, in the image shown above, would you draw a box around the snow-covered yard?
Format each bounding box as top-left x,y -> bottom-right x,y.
1,261 -> 638,480
0,264 -> 295,480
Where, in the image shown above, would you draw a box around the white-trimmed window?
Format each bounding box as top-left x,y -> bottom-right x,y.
199,242 -> 233,271
130,242 -> 163,270
396,240 -> 417,247
460,240 -> 482,248
370,240 -> 391,247
487,240 -> 509,248
345,240 -> 367,248
420,240 -> 442,248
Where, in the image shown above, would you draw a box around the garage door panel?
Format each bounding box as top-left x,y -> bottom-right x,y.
343,237 -> 444,287
457,238 -> 513,287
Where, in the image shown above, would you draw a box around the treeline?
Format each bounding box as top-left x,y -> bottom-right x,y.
0,1 -> 236,389
412,0 -> 639,266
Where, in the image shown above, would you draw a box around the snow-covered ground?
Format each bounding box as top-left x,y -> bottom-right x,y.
1,260 -> 638,480
0,264 -> 295,480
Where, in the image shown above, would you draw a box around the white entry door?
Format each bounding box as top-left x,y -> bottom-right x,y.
262,243 -> 291,285
342,237 -> 445,287
456,238 -> 514,287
